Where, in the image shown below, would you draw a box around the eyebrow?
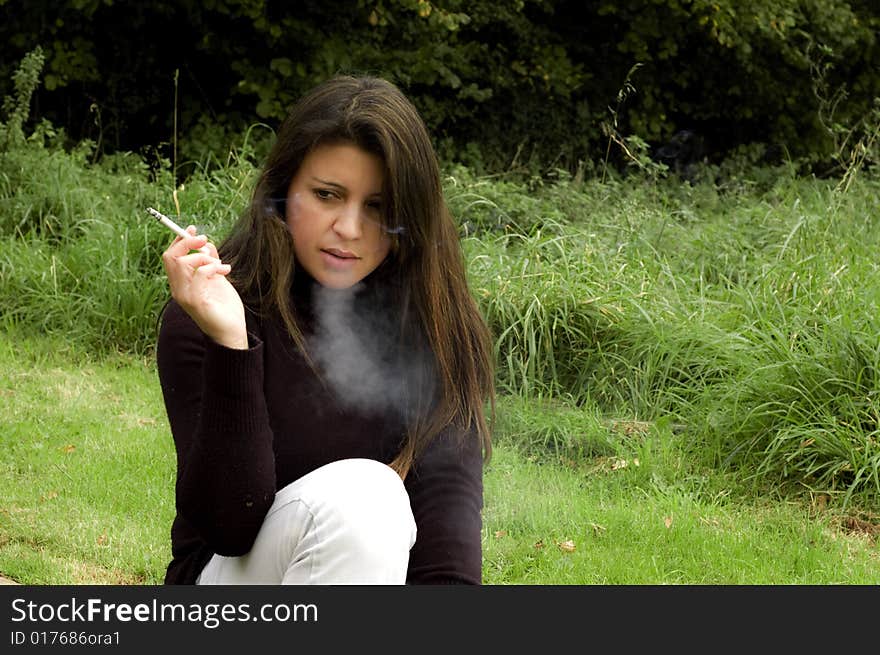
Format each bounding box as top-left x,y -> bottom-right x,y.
311,176 -> 382,199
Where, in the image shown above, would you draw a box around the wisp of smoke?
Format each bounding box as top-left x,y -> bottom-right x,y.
308,283 -> 428,419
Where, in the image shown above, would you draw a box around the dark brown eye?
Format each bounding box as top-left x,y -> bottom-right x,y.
314,188 -> 336,200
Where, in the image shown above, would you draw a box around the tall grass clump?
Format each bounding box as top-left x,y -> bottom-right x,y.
456,166 -> 782,419
454,155 -> 880,503
0,49 -> 259,355
463,222 -> 623,399
696,184 -> 880,505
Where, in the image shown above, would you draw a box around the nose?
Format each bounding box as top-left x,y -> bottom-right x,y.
332,202 -> 364,240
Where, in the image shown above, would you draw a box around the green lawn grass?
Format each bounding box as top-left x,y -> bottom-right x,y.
2,331 -> 877,585
484,446 -> 880,584
0,334 -> 174,584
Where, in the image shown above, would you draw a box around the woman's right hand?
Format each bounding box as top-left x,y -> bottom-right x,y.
161,227 -> 248,350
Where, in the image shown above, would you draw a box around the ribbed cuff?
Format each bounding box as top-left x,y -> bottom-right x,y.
199,334 -> 268,434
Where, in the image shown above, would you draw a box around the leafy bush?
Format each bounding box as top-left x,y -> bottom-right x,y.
1,1 -> 877,172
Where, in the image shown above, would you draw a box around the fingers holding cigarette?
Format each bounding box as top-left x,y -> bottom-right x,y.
197,235 -> 221,260
176,251 -> 231,276
162,236 -> 232,294
148,207 -> 213,255
168,226 -> 212,256
161,233 -> 222,273
151,207 -> 246,348
151,208 -> 227,280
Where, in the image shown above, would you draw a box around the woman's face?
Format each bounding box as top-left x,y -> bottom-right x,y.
285,141 -> 391,289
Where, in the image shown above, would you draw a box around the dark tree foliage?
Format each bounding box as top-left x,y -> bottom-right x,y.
1,0 -> 877,173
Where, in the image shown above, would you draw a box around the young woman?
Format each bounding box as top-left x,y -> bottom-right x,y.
157,75 -> 495,584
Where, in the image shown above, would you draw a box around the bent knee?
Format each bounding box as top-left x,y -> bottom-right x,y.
273,459 -> 415,545
326,459 -> 412,521
314,459 -> 415,551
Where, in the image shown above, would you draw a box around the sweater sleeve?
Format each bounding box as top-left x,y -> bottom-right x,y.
157,300 -> 277,556
404,426 -> 484,584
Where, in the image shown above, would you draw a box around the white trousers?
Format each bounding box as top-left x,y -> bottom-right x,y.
196,458 -> 417,585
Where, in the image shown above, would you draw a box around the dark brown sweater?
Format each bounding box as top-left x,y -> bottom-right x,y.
156,274 -> 484,584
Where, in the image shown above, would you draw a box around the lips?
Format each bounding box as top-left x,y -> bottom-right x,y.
322,248 -> 359,259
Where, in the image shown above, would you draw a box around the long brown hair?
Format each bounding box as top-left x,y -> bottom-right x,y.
220,75 -> 494,477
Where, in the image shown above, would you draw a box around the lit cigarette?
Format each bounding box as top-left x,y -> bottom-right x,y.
146,207 -> 192,239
